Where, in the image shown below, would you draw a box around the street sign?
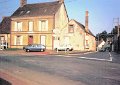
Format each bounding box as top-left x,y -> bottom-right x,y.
53,28 -> 60,34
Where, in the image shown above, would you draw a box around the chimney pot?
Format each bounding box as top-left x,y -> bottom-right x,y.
2,16 -> 5,20
59,0 -> 64,3
85,10 -> 89,32
20,0 -> 27,7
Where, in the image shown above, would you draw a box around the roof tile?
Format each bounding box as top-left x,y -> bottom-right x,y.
11,1 -> 61,18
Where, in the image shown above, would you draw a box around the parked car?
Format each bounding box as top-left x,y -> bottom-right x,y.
99,48 -> 106,52
55,44 -> 73,51
0,42 -> 8,49
23,44 -> 46,52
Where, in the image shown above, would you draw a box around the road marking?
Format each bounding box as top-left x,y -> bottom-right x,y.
24,60 -> 36,62
109,52 -> 113,61
68,54 -> 82,56
56,55 -> 73,57
56,55 -> 64,57
78,57 -> 111,61
83,51 -> 97,54
55,53 -> 113,62
109,52 -> 112,57
109,57 -> 113,61
63,55 -> 73,57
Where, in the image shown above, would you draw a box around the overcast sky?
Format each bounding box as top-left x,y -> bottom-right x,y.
0,0 -> 120,35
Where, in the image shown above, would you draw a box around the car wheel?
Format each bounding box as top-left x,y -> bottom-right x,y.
40,49 -> 44,52
55,48 -> 57,51
70,49 -> 73,51
23,48 -> 26,51
66,48 -> 69,51
4,46 -> 6,49
26,49 -> 30,52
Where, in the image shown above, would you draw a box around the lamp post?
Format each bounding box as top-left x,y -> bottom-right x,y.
53,28 -> 60,53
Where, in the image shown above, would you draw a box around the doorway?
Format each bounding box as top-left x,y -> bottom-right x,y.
28,35 -> 33,45
40,35 -> 46,45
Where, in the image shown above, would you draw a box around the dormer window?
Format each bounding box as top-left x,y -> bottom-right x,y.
69,24 -> 74,33
26,11 -> 30,14
19,11 -> 24,15
44,9 -> 47,13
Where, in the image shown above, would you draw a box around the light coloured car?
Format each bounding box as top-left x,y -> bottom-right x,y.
23,44 -> 46,52
0,42 -> 8,49
55,44 -> 73,51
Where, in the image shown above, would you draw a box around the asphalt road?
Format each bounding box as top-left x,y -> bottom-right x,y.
0,52 -> 120,85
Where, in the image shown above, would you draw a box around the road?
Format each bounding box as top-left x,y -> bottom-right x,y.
0,51 -> 120,85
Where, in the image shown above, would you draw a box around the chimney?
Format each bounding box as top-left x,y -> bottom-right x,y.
85,10 -> 89,32
2,16 -> 6,20
20,0 -> 27,7
59,0 -> 64,3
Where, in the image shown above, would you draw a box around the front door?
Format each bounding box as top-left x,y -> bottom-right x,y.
28,36 -> 33,45
40,36 -> 46,45
53,36 -> 60,49
0,36 -> 5,44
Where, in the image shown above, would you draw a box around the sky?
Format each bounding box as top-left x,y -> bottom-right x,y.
0,0 -> 120,35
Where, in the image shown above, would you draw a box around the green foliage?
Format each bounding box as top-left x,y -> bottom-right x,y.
96,30 -> 108,41
111,26 -> 118,34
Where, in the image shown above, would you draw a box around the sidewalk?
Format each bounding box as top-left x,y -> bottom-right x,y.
0,49 -> 95,56
110,52 -> 120,63
110,52 -> 120,57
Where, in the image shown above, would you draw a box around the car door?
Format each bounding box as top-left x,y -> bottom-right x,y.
30,45 -> 36,51
36,45 -> 40,51
34,45 -> 39,51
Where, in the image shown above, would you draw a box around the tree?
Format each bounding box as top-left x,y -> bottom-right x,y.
111,26 -> 118,35
96,30 -> 108,41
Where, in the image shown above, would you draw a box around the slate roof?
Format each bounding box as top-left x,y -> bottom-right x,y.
74,20 -> 95,37
11,1 -> 62,18
0,17 -> 11,34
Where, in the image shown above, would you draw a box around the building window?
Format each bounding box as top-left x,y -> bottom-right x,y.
26,11 -> 30,14
39,20 -> 48,31
14,22 -> 22,31
54,37 -> 60,40
86,33 -> 89,36
19,11 -> 24,15
40,35 -> 46,45
85,40 -> 89,48
29,21 -> 33,31
15,35 -> 23,45
69,25 -> 74,33
0,36 -> 5,44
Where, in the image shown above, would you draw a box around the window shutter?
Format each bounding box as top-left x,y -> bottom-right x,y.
14,22 -> 17,31
19,22 -> 22,31
29,21 -> 33,31
21,36 -> 23,45
46,20 -> 48,31
14,36 -> 16,45
39,21 -> 41,31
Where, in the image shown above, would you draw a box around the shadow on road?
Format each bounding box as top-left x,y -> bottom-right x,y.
0,78 -> 12,85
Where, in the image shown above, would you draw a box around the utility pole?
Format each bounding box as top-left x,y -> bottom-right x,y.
113,18 -> 120,37
97,33 -> 100,51
118,18 -> 120,37
113,18 -> 120,52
